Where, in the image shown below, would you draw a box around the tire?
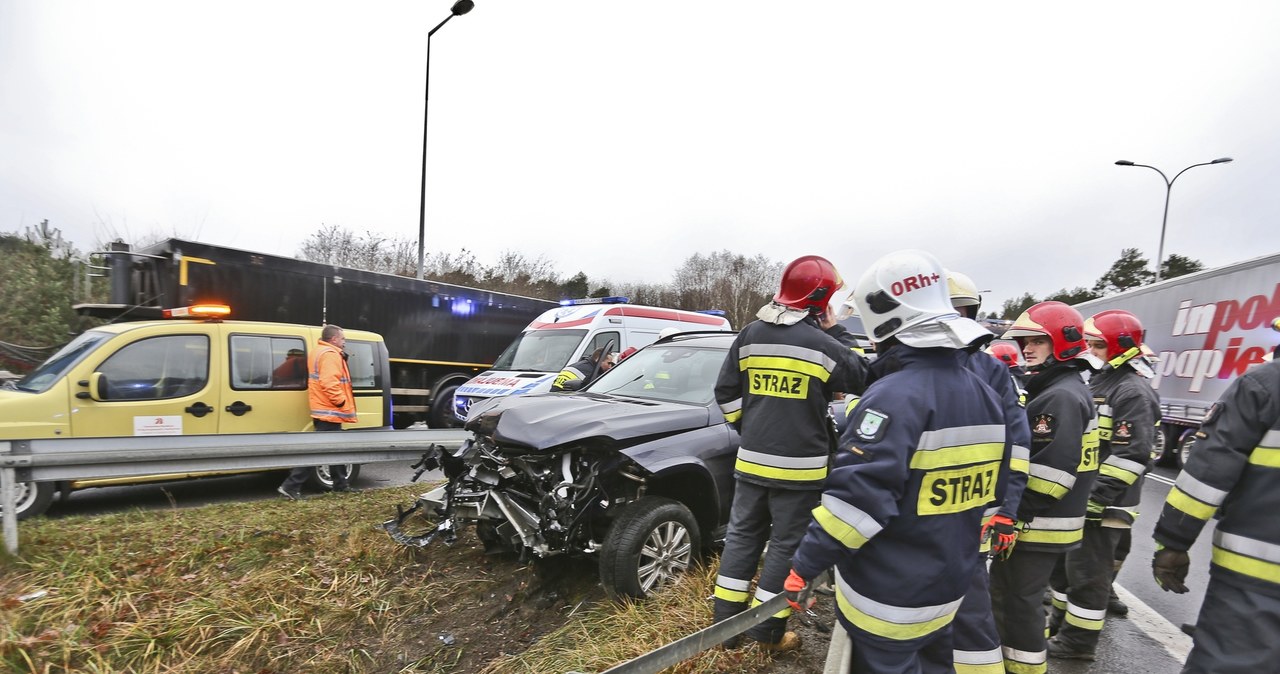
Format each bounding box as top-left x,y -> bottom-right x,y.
1150,426 -> 1175,467
1177,431 -> 1198,469
2,480 -> 55,520
305,464 -> 362,491
429,383 -> 462,429
600,496 -> 701,600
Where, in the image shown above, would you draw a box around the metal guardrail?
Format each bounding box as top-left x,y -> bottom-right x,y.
0,428 -> 470,554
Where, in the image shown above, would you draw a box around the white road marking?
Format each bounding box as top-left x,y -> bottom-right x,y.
1145,472 -> 1176,487
1113,583 -> 1193,663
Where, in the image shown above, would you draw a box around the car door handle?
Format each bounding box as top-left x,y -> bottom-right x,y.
225,401 -> 253,416
184,402 -> 213,418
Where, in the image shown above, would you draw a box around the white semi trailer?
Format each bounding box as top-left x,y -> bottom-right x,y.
1072,252 -> 1280,468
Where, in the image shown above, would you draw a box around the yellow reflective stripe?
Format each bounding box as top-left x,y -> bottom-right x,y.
909,442 -> 1004,470
1212,546 -> 1280,584
845,396 -> 861,417
1025,476 -> 1070,499
714,586 -> 750,603
814,505 -> 871,550
1166,486 -> 1218,521
1065,612 -> 1104,630
724,410 -> 742,423
835,590 -> 957,642
1004,661 -> 1047,674
955,663 -> 1005,674
1009,458 -> 1031,474
1249,446 -> 1280,468
750,594 -> 793,619
1019,527 -> 1083,546
735,457 -> 826,482
739,355 -> 831,382
1099,463 -> 1140,485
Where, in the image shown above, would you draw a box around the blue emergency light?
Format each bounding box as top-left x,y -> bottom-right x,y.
558,296 -> 630,306
696,309 -> 727,316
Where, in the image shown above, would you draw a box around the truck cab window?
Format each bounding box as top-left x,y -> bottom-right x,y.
97,335 -> 210,401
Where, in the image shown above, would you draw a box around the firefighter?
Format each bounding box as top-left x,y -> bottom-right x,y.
988,301 -> 1100,674
946,271 -> 1032,673
1047,310 -> 1160,660
989,341 -> 1030,395
1152,356 -> 1280,673
711,254 -> 868,651
787,250 -> 1007,672
550,347 -> 614,391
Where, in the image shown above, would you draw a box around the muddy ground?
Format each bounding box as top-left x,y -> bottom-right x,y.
402,529 -> 838,673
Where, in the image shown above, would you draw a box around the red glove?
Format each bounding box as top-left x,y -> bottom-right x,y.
783,569 -> 814,612
982,514 -> 1019,555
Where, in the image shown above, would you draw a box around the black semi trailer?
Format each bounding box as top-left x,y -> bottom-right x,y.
81,239 -> 557,428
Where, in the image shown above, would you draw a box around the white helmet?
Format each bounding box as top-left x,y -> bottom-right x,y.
658,327 -> 682,340
946,270 -> 981,310
852,250 -> 991,349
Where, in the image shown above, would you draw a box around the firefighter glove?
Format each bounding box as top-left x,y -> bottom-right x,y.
1153,547 -> 1191,594
784,569 -> 815,613
983,514 -> 1019,555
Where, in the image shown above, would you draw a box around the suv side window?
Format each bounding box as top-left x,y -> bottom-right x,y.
345,340 -> 380,390
230,335 -> 308,390
97,335 -> 210,400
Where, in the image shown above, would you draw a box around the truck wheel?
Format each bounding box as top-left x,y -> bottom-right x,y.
1150,426 -> 1175,467
305,464 -> 362,491
600,496 -> 701,600
1177,431 -> 1198,469
429,384 -> 462,429
3,480 -> 55,520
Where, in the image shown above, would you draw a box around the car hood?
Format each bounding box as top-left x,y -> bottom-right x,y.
465,392 -> 712,449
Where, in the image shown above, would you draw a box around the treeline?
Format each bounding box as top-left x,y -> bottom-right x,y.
996,248 -> 1204,319
295,226 -> 782,330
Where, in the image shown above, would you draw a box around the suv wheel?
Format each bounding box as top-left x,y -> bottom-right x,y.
1178,432 -> 1198,469
600,496 -> 701,600
1150,426 -> 1174,466
305,464 -> 361,491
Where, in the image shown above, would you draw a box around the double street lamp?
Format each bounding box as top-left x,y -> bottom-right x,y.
417,0 -> 476,280
1114,157 -> 1233,283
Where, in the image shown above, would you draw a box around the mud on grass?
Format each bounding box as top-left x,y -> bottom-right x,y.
0,484 -> 836,673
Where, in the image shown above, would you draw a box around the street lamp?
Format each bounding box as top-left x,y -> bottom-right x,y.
1114,156 -> 1233,283
417,0 -> 476,280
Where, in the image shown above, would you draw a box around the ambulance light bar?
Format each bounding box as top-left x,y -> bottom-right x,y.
696,309 -> 726,316
559,296 -> 630,306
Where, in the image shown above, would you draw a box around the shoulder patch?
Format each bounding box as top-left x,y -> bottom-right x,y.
1203,402 -> 1222,426
1032,413 -> 1055,436
855,409 -> 890,442
1114,420 -> 1133,440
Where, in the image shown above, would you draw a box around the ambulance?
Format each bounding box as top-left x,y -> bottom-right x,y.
451,297 -> 732,420
0,304 -> 391,519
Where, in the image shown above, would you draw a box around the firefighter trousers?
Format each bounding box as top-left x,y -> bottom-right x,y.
989,548 -> 1061,674
1182,575 -> 1280,674
1048,524 -> 1118,652
712,479 -> 820,644
951,559 -> 1003,673
831,625 -> 954,674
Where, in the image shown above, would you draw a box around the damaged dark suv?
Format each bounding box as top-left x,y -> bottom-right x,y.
384,332 -> 738,599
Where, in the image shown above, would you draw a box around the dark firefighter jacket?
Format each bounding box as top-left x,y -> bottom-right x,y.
1154,359 -> 1280,596
1015,361 -> 1099,552
791,346 -> 1008,649
551,356 -> 598,392
964,349 -> 1031,525
714,316 -> 867,489
1090,364 -> 1160,525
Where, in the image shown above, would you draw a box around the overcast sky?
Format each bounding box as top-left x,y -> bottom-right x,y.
3,1 -> 1277,311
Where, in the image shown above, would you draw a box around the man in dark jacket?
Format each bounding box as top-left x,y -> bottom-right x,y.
550,347 -> 614,391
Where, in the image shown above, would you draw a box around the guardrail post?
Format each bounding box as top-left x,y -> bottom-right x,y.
1,440 -> 17,555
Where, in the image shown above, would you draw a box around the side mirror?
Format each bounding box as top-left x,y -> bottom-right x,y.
88,372 -> 110,401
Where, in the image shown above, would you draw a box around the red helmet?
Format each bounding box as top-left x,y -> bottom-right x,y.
989,342 -> 1021,368
774,255 -> 844,312
1083,310 -> 1145,364
1002,301 -> 1087,362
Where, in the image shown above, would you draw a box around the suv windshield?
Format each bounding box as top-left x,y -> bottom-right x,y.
588,342 -> 728,404
15,331 -> 109,393
491,330 -> 587,372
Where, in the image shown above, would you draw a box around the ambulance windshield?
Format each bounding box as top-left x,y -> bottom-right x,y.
491,329 -> 587,372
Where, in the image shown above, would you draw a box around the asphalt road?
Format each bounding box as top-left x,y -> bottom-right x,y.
38,459 -> 1207,671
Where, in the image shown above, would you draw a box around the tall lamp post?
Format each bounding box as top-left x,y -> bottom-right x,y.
417,0 -> 476,280
1114,157 -> 1232,283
